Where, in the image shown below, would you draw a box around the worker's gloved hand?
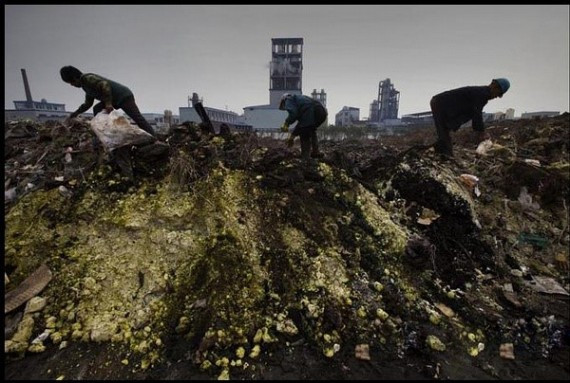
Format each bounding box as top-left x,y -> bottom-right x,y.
286,135 -> 294,148
280,123 -> 289,133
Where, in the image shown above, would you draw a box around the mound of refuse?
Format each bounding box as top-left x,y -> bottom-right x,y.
4,114 -> 569,379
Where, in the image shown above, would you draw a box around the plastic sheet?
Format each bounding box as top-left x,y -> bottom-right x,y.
89,110 -> 155,152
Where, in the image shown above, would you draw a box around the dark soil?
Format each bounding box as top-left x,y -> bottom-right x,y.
4,114 -> 570,380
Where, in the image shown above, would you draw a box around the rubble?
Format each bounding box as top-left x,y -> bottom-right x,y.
3,114 -> 569,380
499,343 -> 515,360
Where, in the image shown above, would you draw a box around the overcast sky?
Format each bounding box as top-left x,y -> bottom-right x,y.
4,5 -> 569,118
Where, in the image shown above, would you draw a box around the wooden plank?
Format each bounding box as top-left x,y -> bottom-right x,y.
5,264 -> 52,314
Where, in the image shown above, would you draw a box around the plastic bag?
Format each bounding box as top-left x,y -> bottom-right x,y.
475,139 -> 493,156
459,174 -> 481,197
523,159 -> 541,167
89,110 -> 155,152
518,186 -> 540,210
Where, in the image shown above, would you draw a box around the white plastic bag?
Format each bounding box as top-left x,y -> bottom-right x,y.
518,186 -> 540,210
89,110 -> 155,152
476,139 -> 493,156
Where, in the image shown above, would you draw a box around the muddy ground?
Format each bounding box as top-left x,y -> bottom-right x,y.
4,114 -> 570,380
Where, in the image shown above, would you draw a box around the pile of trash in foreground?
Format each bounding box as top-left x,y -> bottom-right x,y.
4,114 -> 569,380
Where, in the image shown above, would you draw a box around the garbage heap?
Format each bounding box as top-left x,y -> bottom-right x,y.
4,114 -> 569,379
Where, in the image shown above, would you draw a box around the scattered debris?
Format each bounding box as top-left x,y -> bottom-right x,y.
518,186 -> 540,210
58,185 -> 73,198
459,174 -> 481,197
5,264 -> 52,314
24,296 -> 47,314
517,232 -> 549,249
526,276 -> 569,296
499,343 -> 515,360
417,207 -> 440,225
476,139 -> 494,156
426,335 -> 446,352
5,188 -> 17,203
524,159 -> 541,167
355,344 -> 371,360
435,303 -> 455,318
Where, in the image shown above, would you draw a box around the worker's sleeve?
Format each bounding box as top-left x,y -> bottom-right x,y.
471,106 -> 485,132
72,95 -> 95,117
284,99 -> 299,127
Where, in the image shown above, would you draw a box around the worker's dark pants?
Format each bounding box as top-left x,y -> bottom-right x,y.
293,105 -> 328,160
111,146 -> 134,181
93,95 -> 155,136
430,98 -> 453,157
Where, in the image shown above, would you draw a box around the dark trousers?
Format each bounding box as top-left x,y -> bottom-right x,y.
93,95 -> 155,136
430,98 -> 453,157
293,104 -> 327,160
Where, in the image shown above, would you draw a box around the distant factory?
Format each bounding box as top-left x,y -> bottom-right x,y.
242,38 -> 327,131
334,78 -> 402,128
4,69 -> 75,122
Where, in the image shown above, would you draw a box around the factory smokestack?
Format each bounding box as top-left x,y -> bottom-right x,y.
21,69 -> 33,107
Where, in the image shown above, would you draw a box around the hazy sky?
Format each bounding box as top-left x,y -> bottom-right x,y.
4,5 -> 569,118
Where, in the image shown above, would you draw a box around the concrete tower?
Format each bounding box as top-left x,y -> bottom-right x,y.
377,78 -> 399,123
269,38 -> 303,107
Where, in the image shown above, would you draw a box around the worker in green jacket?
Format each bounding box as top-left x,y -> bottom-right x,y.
279,93 -> 328,161
60,66 -> 166,181
60,65 -> 155,136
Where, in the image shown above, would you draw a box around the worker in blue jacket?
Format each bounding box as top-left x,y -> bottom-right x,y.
279,93 -> 328,161
430,78 -> 510,157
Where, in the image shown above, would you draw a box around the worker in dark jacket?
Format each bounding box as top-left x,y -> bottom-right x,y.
430,78 -> 510,157
60,66 -> 166,181
60,65 -> 155,136
279,93 -> 328,161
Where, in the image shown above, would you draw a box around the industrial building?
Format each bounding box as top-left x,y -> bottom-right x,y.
142,111 -> 180,135
179,92 -> 251,132
368,78 -> 400,125
402,108 -> 516,127
401,111 -> 434,125
243,38 -> 305,131
521,111 -> 560,119
492,108 -> 516,121
369,100 -> 379,124
5,69 -> 72,122
335,106 -> 360,127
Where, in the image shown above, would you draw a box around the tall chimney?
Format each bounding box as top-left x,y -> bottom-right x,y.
21,69 -> 33,107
